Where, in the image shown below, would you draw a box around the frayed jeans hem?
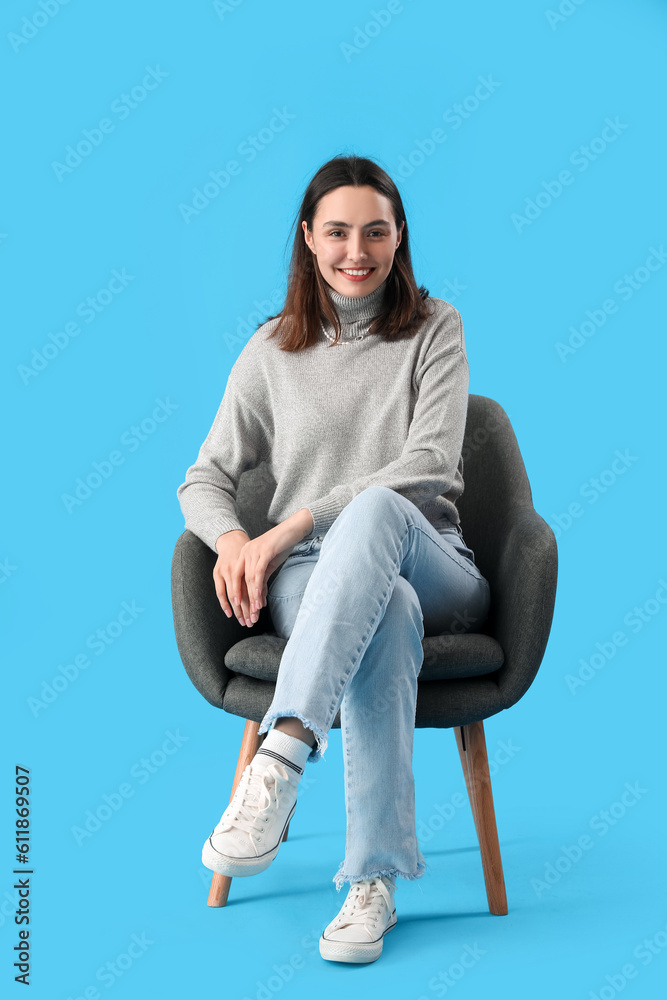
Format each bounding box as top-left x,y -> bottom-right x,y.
257,710 -> 328,763
333,859 -> 426,891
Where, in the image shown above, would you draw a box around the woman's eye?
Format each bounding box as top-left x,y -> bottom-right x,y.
328,230 -> 385,238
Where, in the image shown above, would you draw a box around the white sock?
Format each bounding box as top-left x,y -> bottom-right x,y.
255,726 -> 313,778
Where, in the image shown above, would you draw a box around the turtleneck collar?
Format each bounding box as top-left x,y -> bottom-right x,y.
326,275 -> 389,329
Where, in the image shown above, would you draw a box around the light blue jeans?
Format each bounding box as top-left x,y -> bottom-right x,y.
257,486 -> 491,890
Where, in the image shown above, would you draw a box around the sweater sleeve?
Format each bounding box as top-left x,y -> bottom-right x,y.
176,372 -> 271,552
304,326 -> 470,536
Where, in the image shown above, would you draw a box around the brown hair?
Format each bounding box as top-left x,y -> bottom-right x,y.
264,154 -> 431,352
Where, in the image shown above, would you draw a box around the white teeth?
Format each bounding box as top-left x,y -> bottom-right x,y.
341,268 -> 372,275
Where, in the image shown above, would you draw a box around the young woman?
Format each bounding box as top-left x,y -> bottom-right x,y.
177,154 -> 491,965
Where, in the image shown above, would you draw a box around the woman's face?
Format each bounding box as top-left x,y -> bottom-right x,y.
303,185 -> 403,298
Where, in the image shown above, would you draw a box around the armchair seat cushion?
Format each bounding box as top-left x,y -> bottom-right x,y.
224,631 -> 504,682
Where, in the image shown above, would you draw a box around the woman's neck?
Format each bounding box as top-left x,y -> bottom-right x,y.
327,276 -> 389,328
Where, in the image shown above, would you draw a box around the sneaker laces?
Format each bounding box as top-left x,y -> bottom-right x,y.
330,877 -> 395,939
218,761 -> 292,838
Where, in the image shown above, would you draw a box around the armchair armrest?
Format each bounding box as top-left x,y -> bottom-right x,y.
171,530 -> 248,709
490,506 -> 558,709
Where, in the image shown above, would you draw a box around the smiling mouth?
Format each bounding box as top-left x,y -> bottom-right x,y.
337,267 -> 376,280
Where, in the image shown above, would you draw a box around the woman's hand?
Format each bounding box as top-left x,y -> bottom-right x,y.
214,509 -> 314,626
213,530 -> 252,622
226,529 -> 294,625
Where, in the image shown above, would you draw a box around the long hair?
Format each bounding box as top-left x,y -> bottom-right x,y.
264,155 -> 432,351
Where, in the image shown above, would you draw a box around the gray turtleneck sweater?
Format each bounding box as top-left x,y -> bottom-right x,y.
177,277 -> 469,552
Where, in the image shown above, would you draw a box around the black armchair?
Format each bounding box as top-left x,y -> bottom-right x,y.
171,394 -> 558,910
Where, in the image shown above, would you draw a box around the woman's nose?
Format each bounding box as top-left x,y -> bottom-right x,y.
347,244 -> 367,261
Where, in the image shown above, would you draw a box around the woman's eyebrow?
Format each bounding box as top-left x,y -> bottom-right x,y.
320,219 -> 390,228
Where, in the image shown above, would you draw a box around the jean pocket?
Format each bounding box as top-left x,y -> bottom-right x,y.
267,546 -> 320,602
292,535 -> 323,557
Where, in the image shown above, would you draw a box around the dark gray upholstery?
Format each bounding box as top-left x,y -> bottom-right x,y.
171,395 -> 558,730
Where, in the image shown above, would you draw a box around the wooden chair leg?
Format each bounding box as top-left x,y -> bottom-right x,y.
455,721 -> 508,916
455,726 -> 480,839
207,719 -> 262,907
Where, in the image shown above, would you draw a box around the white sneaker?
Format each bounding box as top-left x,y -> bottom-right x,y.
319,875 -> 397,963
202,759 -> 298,877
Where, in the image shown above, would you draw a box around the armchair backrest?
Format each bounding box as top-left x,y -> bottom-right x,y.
232,394 -> 533,556
457,394 -> 535,582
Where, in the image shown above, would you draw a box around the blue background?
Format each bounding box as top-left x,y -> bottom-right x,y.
3,1 -> 666,997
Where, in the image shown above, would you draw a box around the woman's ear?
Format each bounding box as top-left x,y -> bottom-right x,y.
302,220 -> 314,254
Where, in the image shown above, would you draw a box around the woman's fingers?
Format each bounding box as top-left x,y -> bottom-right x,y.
213,563 -> 233,617
212,539 -> 269,625
230,556 -> 254,625
248,559 -> 267,616
228,543 -> 284,624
